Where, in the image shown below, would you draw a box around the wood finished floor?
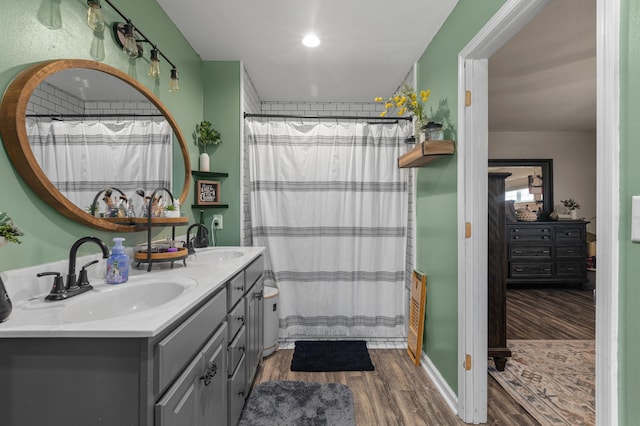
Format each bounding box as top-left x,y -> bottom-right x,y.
253,288 -> 595,425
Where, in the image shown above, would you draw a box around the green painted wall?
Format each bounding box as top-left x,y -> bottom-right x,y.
414,0 -> 506,393
619,0 -> 640,423
202,61 -> 242,246
0,0 -> 204,271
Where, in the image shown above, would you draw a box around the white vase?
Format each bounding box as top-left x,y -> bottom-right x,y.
199,153 -> 210,172
570,209 -> 578,220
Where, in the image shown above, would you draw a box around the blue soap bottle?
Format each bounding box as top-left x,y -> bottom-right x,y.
106,237 -> 129,284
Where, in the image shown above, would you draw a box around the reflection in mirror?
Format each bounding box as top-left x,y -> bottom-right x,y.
25,68 -> 174,217
488,159 -> 553,220
0,60 -> 190,232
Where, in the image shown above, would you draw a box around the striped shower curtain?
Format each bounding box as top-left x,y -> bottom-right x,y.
26,119 -> 173,211
245,118 -> 412,339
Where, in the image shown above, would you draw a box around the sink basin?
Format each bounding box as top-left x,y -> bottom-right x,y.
208,250 -> 243,261
47,276 -> 197,324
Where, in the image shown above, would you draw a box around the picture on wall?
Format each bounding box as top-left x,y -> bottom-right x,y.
195,180 -> 221,205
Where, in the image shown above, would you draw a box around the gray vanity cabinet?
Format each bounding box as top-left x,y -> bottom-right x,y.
155,323 -> 227,426
0,253 -> 265,426
226,255 -> 264,426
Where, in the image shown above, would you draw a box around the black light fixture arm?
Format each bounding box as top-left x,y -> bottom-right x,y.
99,0 -> 176,69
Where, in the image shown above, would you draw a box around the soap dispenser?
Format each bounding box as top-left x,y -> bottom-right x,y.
0,276 -> 12,322
106,237 -> 129,284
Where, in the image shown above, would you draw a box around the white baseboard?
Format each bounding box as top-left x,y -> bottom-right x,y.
420,352 -> 458,415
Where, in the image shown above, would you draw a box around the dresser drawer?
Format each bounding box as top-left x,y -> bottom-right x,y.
228,325 -> 246,376
509,245 -> 551,259
228,355 -> 246,426
510,262 -> 553,277
556,245 -> 583,258
227,300 -> 245,342
227,271 -> 245,309
508,227 -> 552,242
556,227 -> 584,241
156,288 -> 227,395
556,262 -> 584,275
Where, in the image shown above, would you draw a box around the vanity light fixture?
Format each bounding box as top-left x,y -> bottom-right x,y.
91,0 -> 180,93
169,68 -> 180,94
121,22 -> 140,58
302,34 -> 320,48
86,0 -> 105,32
148,48 -> 161,78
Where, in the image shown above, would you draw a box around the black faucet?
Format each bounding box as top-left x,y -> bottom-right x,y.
185,223 -> 209,255
67,236 -> 110,290
38,236 -> 110,301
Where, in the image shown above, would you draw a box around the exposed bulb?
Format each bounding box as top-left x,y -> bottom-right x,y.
169,68 -> 180,93
148,49 -> 161,78
86,1 -> 104,31
122,23 -> 139,58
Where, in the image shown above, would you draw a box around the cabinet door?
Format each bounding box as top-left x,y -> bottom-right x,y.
155,352 -> 202,426
201,324 -> 227,426
245,278 -> 263,391
156,324 -> 228,426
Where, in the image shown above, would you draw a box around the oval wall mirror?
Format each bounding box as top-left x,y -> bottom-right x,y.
0,59 -> 191,232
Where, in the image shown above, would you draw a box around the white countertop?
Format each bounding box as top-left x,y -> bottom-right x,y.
0,246 -> 265,338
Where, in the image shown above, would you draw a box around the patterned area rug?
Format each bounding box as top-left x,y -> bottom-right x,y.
489,340 -> 595,425
238,381 -> 356,426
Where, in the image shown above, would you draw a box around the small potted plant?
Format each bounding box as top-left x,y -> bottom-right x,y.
0,212 -> 23,247
561,198 -> 581,220
375,83 -> 434,142
164,203 -> 180,218
194,120 -> 222,172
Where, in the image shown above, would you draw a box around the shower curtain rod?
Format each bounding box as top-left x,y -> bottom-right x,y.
244,112 -> 412,122
26,114 -> 164,119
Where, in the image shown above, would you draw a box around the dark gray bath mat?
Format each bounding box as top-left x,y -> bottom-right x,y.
238,381 -> 356,426
291,340 -> 375,372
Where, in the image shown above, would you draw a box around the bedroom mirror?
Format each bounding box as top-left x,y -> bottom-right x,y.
0,59 -> 190,232
488,158 -> 554,220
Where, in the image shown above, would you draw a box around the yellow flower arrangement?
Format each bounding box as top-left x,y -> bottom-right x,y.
375,83 -> 431,125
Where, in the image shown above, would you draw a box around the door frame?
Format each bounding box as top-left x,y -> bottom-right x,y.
456,0 -> 619,424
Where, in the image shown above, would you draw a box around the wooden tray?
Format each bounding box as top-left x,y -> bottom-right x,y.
134,247 -> 188,262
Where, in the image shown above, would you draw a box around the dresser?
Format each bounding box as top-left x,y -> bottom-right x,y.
506,221 -> 589,288
488,173 -> 511,371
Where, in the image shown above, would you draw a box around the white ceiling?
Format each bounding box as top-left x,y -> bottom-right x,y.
489,0 -> 596,132
156,0 -> 458,103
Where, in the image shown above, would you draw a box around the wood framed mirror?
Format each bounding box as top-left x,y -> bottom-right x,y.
0,59 -> 191,232
488,158 -> 554,220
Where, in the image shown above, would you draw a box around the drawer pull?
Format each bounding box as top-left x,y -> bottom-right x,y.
254,291 -> 264,300
235,285 -> 244,291
542,250 -> 550,254
514,250 -> 522,254
200,362 -> 218,386
515,268 -> 523,272
543,268 -> 551,272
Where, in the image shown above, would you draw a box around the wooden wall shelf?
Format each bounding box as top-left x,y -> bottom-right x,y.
191,171 -> 229,178
397,140 -> 455,168
191,204 -> 229,209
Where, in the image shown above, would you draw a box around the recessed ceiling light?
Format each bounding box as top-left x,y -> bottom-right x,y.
302,34 -> 320,48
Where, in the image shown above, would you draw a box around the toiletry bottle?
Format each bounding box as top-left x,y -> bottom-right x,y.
106,237 -> 129,284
